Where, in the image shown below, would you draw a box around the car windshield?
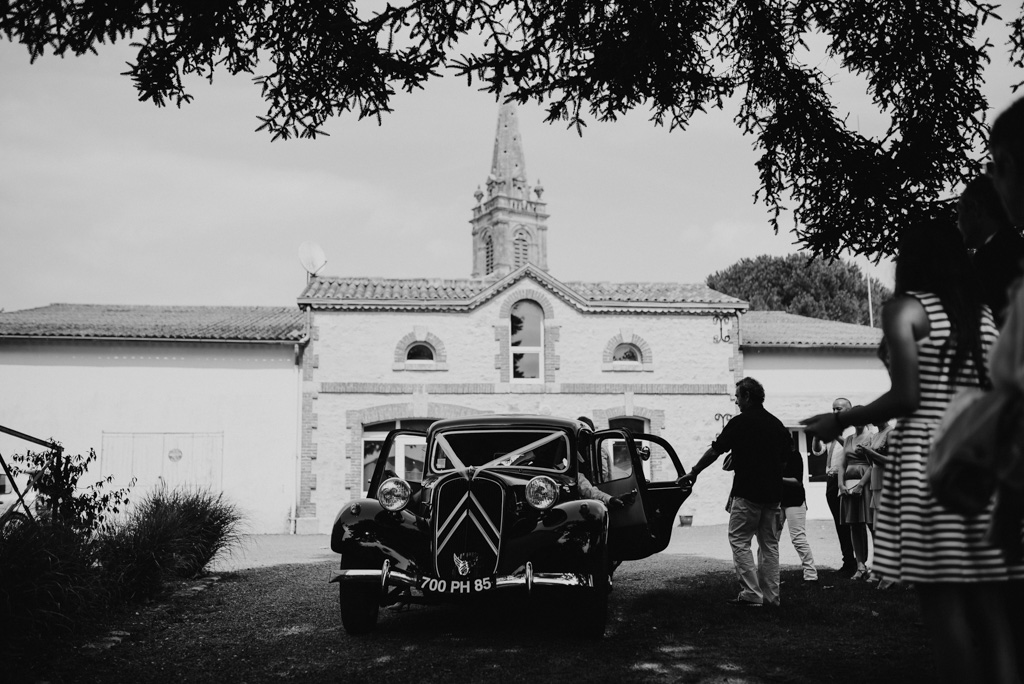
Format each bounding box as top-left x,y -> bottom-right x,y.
430,429 -> 571,473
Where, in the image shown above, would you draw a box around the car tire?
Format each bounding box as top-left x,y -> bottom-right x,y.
338,556 -> 381,635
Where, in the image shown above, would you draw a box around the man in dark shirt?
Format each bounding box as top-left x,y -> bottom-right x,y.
677,377 -> 789,607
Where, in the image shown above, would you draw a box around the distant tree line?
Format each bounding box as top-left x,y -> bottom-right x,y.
707,253 -> 891,326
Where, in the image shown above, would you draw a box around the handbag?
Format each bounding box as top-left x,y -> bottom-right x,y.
929,386 -> 1024,514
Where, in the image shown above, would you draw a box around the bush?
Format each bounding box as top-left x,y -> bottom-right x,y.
1,446 -> 243,661
8,447 -> 132,534
97,485 -> 243,600
1,445 -> 131,658
0,522 -> 108,659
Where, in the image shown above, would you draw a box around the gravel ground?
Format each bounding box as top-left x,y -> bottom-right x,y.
9,521 -> 923,684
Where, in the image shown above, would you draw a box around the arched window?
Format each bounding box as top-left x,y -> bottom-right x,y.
612,343 -> 642,363
510,299 -> 544,381
513,231 -> 529,267
406,343 -> 434,361
485,234 -> 495,275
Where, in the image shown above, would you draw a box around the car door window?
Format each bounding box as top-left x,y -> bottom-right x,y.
364,431 -> 427,496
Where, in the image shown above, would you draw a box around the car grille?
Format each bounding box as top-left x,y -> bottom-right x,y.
433,474 -> 505,579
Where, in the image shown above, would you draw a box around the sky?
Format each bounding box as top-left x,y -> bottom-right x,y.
1,16 -> 1022,313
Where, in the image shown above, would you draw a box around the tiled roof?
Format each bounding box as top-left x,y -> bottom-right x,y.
741,311 -> 883,349
564,281 -> 739,304
301,277 -> 490,301
0,304 -> 306,342
299,271 -> 745,310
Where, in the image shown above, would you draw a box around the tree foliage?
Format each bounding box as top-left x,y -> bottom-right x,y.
2,1 -> 1021,260
706,253 -> 891,326
10,447 -> 133,535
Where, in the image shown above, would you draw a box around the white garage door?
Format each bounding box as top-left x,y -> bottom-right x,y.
100,432 -> 224,493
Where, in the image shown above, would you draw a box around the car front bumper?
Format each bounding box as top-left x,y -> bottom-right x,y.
330,558 -> 595,594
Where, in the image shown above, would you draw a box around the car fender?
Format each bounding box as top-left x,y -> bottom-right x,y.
331,499 -> 430,575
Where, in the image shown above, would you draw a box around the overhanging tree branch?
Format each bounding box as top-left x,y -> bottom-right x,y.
2,0 -> 1019,260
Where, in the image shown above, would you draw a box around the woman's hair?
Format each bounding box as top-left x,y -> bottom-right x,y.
990,96 -> 1024,170
960,175 -> 1012,229
893,217 -> 990,388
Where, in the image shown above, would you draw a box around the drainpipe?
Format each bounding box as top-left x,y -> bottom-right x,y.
291,307 -> 312,534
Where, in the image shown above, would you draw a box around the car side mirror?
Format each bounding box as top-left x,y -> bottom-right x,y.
637,445 -> 651,461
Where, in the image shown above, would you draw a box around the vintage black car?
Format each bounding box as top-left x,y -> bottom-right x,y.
330,415 -> 691,638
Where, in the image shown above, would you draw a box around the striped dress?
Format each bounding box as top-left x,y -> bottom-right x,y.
873,291 -> 1024,583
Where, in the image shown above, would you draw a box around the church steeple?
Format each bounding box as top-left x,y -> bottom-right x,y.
470,103 -> 549,279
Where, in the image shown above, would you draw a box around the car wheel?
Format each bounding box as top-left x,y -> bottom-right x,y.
578,545 -> 610,639
338,556 -> 381,635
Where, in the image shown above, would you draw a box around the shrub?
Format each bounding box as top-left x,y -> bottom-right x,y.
1,445 -> 132,658
2,446 -> 242,659
8,447 -> 132,534
96,485 -> 243,600
0,522 -> 107,659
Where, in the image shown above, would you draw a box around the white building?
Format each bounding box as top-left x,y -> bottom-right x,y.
0,305 -> 305,533
0,105 -> 888,533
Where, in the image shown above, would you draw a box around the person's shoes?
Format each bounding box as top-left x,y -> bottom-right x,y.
865,572 -> 879,583
850,568 -> 868,580
877,579 -> 896,590
725,598 -> 762,607
837,562 -> 857,577
803,577 -> 818,583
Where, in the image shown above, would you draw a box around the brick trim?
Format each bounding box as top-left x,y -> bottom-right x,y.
344,402 -> 490,495
393,328 -> 449,371
601,330 -> 654,372
320,382 -> 729,394
592,404 -> 670,480
497,289 -> 558,383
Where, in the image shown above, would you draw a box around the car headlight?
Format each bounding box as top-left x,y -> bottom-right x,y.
525,475 -> 559,510
377,477 -> 412,512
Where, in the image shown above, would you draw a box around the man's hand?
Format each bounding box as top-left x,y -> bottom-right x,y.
677,472 -> 697,490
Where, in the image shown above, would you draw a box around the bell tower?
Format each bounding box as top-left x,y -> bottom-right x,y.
470,103 -> 549,278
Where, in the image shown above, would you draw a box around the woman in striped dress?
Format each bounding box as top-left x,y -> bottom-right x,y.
803,219 -> 1024,684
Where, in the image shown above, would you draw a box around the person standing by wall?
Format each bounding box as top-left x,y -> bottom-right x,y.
860,413 -> 893,588
810,397 -> 856,576
677,377 -> 789,607
779,445 -> 817,582
833,411 -> 873,580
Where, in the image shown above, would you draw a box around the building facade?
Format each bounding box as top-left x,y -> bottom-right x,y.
0,305 -> 306,533
0,105 -> 889,533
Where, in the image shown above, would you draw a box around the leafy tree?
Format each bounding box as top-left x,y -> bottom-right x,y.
706,253 -> 891,326
10,447 -> 133,535
2,1 -> 1020,260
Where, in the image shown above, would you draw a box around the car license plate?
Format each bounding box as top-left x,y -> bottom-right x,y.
419,576 -> 495,594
